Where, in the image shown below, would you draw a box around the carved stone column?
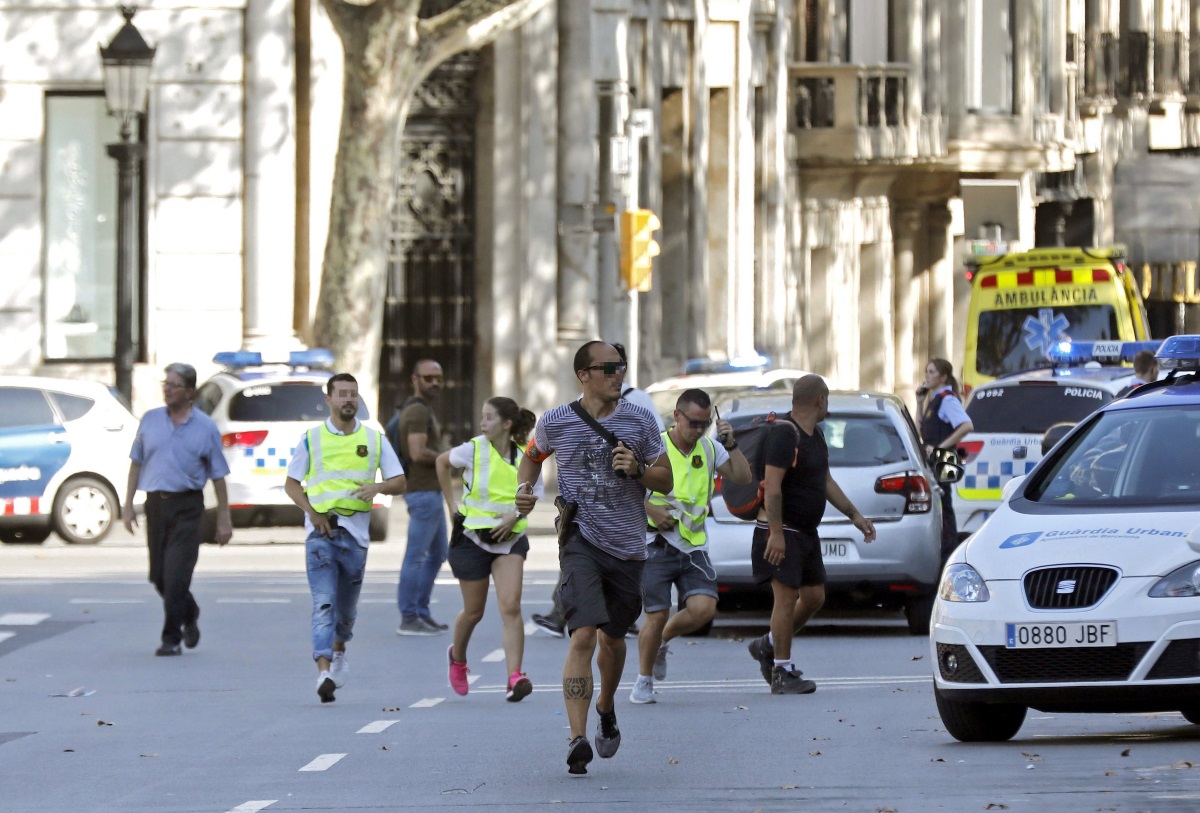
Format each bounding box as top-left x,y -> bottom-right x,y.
892,206 -> 922,408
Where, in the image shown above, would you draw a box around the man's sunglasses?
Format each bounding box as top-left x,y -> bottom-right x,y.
583,362 -> 628,376
419,374 -> 444,383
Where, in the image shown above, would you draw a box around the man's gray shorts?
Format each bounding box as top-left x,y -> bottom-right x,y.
642,536 -> 719,613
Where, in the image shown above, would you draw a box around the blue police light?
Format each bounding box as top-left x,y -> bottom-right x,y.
683,354 -> 772,375
1047,340 -> 1161,366
288,348 -> 334,369
213,351 -> 264,368
1155,335 -> 1200,371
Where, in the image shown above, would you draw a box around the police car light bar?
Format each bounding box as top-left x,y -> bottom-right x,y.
683,354 -> 771,375
213,348 -> 335,370
1047,340 -> 1162,366
1155,335 -> 1200,371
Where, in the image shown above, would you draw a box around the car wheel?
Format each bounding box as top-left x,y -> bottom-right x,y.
0,527 -> 52,544
1181,708 -> 1200,725
934,684 -> 1026,742
904,595 -> 935,635
369,507 -> 389,542
52,477 -> 118,545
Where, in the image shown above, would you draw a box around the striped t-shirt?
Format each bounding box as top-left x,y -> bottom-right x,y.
530,399 -> 666,560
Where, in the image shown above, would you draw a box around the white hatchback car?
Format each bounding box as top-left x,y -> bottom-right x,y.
193,351 -> 391,542
0,376 -> 141,544
708,391 -> 958,634
932,335 -> 1200,741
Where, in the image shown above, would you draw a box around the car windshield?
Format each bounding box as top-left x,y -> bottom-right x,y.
227,382 -> 370,422
967,382 -> 1112,433
1026,405 -> 1200,505
726,411 -> 908,466
652,383 -> 790,420
975,305 -> 1119,378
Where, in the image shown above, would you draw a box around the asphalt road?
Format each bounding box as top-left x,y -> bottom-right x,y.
4,513 -> 1200,811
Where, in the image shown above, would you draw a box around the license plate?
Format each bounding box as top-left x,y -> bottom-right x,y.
821,540 -> 855,560
1005,621 -> 1116,649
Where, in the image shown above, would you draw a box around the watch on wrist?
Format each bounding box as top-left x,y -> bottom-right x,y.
632,460 -> 647,479
724,439 -> 738,451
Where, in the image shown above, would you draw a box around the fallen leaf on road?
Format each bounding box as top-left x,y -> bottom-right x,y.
1105,771 -> 1117,776
96,720 -> 112,726
1021,753 -> 1043,762
911,655 -> 924,661
781,785 -> 799,790
1171,760 -> 1195,769
931,758 -> 945,762
382,707 -> 402,712
1121,749 -> 1131,757
812,736 -> 829,741
63,749 -> 74,753
381,746 -> 389,750
809,751 -> 822,756
668,758 -> 679,764
735,705 -> 748,710
877,807 -> 897,813
140,754 -> 157,758
983,804 -> 1008,810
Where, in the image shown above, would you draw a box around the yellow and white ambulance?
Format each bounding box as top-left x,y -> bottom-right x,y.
962,246 -> 1151,395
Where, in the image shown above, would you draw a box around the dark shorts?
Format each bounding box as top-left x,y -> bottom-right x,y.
642,537 -> 718,613
447,535 -> 530,582
558,529 -> 644,639
751,524 -> 826,589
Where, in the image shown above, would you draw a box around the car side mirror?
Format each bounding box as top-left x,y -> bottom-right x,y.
1042,422 -> 1075,456
929,447 -> 964,484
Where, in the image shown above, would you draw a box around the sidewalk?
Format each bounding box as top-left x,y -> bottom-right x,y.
0,493 -> 564,580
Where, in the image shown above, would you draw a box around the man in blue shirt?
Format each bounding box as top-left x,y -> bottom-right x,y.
123,363 -> 232,656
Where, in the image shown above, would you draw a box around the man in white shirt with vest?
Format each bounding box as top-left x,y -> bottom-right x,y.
285,373 -> 407,703
630,388 -> 750,704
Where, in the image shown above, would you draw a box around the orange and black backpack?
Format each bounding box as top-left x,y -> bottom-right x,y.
721,413 -> 802,521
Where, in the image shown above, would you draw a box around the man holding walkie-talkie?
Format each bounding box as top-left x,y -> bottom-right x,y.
515,341 -> 670,777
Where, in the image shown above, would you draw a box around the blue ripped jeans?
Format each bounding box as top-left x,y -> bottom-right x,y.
305,527 -> 368,661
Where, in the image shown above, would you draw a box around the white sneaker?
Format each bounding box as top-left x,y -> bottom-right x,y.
317,670 -> 336,703
330,651 -> 348,688
629,675 -> 655,704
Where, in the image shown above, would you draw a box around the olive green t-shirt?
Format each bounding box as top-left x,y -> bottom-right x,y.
397,399 -> 444,492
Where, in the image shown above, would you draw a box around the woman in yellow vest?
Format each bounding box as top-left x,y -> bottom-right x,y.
436,396 -> 539,702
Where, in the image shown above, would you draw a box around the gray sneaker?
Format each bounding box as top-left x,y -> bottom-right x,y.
652,643 -> 670,681
594,707 -> 621,758
747,634 -> 774,685
396,616 -> 440,636
629,675 -> 655,705
770,665 -> 816,695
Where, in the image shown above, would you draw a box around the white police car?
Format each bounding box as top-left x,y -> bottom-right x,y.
952,341 -> 1161,539
0,376 -> 141,544
645,356 -> 811,424
932,335 -> 1200,741
193,351 -> 391,542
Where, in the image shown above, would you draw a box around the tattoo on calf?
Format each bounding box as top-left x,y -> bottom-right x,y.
563,676 -> 593,701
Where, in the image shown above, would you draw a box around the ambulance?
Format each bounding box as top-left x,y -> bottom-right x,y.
962,246 -> 1151,395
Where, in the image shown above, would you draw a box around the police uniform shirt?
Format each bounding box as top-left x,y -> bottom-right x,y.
287,418 -> 404,548
929,385 -> 970,430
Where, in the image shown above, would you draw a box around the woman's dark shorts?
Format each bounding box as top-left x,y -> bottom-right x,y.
557,529 -> 644,639
750,524 -> 826,589
447,534 -> 530,582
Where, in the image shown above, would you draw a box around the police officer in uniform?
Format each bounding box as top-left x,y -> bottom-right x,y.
285,373 -> 407,703
917,358 -> 973,562
630,388 -> 750,704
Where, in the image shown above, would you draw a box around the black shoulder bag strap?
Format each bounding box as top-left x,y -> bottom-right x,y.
568,400 -> 619,448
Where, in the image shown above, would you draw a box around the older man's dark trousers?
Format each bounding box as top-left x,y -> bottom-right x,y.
145,491 -> 204,646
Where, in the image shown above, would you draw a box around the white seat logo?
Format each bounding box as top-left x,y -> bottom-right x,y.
1056,579 -> 1077,594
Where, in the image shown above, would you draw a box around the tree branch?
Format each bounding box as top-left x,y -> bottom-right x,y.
416,0 -> 552,68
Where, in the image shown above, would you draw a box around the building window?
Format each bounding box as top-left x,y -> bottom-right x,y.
964,0 -> 1014,113
43,93 -> 144,362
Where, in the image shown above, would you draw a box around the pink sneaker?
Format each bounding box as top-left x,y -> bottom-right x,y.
448,645 -> 470,696
506,670 -> 532,702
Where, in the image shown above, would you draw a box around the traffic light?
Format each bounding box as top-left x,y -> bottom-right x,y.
619,209 -> 661,292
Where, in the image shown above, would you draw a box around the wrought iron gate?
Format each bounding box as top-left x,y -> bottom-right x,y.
379,51 -> 479,445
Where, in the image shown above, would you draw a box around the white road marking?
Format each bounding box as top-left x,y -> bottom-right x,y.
68,599 -> 145,604
480,648 -> 505,663
524,621 -> 538,635
0,613 -> 50,625
467,674 -> 481,685
356,720 -> 399,734
226,802 -> 277,813
299,753 -> 345,772
410,698 -> 444,708
0,632 -> 15,644
216,598 -> 291,604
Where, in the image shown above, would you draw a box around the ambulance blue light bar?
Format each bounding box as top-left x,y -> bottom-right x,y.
683,354 -> 771,375
213,348 -> 335,369
1047,340 -> 1161,366
1155,335 -> 1200,371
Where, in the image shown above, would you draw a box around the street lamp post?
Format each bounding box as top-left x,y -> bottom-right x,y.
99,6 -> 155,403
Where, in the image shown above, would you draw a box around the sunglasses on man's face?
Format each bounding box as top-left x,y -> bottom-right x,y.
584,362 -> 628,376
419,374 -> 444,383
677,414 -> 713,431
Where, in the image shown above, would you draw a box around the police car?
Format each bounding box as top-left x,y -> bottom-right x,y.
0,376 -> 141,544
952,341 -> 1161,539
193,350 -> 391,542
932,335 -> 1200,741
645,356 -> 811,424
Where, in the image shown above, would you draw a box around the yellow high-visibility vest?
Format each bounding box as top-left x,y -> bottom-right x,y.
648,432 -> 715,547
461,436 -> 528,536
304,423 -> 381,515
